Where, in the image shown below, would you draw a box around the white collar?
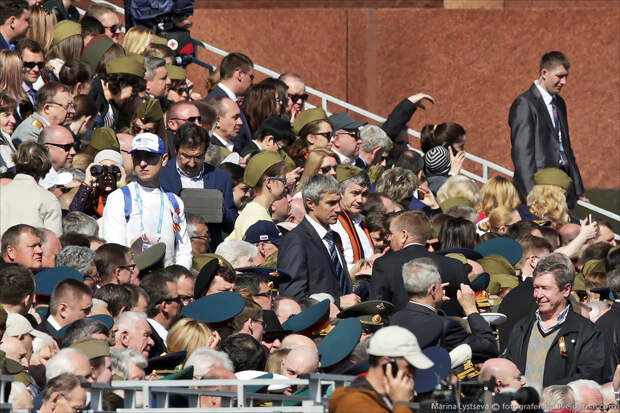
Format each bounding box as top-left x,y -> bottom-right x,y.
409,300 -> 438,313
213,132 -> 234,152
534,79 -> 554,106
306,214 -> 329,240
148,318 -> 168,344
47,315 -> 62,331
332,148 -> 353,165
217,83 -> 237,102
176,160 -> 203,180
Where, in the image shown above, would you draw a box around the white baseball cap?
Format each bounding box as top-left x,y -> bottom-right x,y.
367,326 -> 433,369
5,312 -> 48,338
130,132 -> 165,155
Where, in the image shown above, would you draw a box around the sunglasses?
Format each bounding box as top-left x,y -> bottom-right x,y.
162,296 -> 184,305
24,61 -> 45,70
171,86 -> 191,95
313,131 -> 332,139
255,290 -> 275,298
46,142 -> 75,152
177,295 -> 194,304
173,115 -> 202,124
131,124 -> 157,135
425,240 -> 441,250
289,93 -> 309,103
338,130 -> 360,139
104,24 -> 123,33
319,165 -> 337,174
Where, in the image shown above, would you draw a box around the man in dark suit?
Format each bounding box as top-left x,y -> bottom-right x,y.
595,268 -> 620,379
141,271 -> 182,358
509,51 -> 587,208
203,52 -> 254,152
391,258 -> 498,363
0,0 -> 30,51
160,123 -> 237,251
278,175 -> 361,309
35,279 -> 93,342
369,210 -> 469,316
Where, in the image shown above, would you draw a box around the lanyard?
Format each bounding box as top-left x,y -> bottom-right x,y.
134,182 -> 165,241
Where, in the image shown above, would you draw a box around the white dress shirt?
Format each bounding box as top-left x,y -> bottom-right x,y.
212,132 -> 235,153
331,213 -> 374,270
534,79 -> 558,133
148,318 -> 168,348
332,148 -> 354,165
306,214 -> 345,269
217,83 -> 237,102
177,161 -> 204,189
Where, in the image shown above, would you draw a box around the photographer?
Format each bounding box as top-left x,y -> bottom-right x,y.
69,150 -> 126,218
329,326 -> 433,413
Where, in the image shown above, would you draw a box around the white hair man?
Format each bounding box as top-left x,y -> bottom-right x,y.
567,380 -> 604,413
184,347 -> 234,379
214,240 -> 257,268
29,333 -> 59,388
8,382 -> 34,412
391,258 -> 498,362
280,346 -> 319,379
110,348 -> 148,380
45,348 -> 92,382
540,385 -> 575,412
114,311 -> 154,358
356,125 -> 390,169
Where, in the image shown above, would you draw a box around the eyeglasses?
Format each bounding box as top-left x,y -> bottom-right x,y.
269,176 -> 287,184
118,264 -> 137,272
48,101 -> 75,111
255,290 -> 275,298
172,115 -> 202,124
46,142 -> 75,152
425,240 -> 441,250
24,61 -> 45,70
162,296 -> 184,305
171,86 -> 191,95
104,23 -> 123,33
251,319 -> 266,328
190,235 -> 210,242
131,124 -> 157,135
319,164 -> 337,174
177,295 -> 194,305
179,152 -> 205,162
338,130 -> 360,139
313,131 -> 332,140
288,93 -> 309,103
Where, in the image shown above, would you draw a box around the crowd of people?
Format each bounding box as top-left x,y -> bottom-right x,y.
0,0 -> 618,411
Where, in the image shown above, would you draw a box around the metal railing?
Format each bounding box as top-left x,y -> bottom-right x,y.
90,0 -> 619,228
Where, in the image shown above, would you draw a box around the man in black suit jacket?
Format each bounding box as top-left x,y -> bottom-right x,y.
391,258 -> 498,363
369,210 -> 469,316
595,269 -> 620,379
203,52 -> 254,152
509,51 -> 586,208
278,175 -> 360,309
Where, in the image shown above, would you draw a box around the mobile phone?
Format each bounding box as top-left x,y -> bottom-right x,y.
588,214 -> 592,223
382,359 -> 399,378
449,145 -> 458,157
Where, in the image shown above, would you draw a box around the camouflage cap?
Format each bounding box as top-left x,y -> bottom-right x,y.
134,98 -> 164,124
243,151 -> 285,188
534,167 -> 573,191
53,20 -> 81,46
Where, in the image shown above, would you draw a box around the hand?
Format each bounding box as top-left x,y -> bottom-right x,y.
207,330 -> 221,349
84,162 -> 98,187
449,149 -> 465,176
578,216 -> 598,242
407,93 -> 435,110
440,282 -> 451,303
417,181 -> 439,209
384,362 -> 414,404
456,283 -> 478,315
118,165 -> 127,186
286,167 -> 303,186
578,195 -> 591,203
339,293 -> 361,309
613,364 -> 620,391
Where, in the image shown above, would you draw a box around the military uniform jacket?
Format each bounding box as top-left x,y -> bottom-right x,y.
11,113 -> 49,146
503,307 -> 605,386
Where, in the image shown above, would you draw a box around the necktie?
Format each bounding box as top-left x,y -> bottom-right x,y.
551,96 -> 568,168
324,230 -> 349,295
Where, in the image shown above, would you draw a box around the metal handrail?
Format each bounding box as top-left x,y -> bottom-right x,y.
89,0 -> 619,226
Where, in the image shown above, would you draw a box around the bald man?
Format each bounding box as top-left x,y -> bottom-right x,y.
38,125 -> 76,171
280,334 -> 317,352
280,346 -> 319,379
559,223 -> 581,246
38,228 -> 61,268
274,298 -> 302,325
480,358 -> 525,392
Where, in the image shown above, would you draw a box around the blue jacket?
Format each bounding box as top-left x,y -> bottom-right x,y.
160,158 -> 238,250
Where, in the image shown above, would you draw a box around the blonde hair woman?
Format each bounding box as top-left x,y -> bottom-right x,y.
0,51 -> 28,120
527,185 -> 570,226
436,175 -> 482,207
478,206 -> 521,234
295,148 -> 339,194
26,7 -> 57,54
166,318 -> 220,361
122,26 -> 154,55
477,176 -> 521,217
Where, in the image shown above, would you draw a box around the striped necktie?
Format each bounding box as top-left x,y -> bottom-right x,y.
324,230 -> 349,294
